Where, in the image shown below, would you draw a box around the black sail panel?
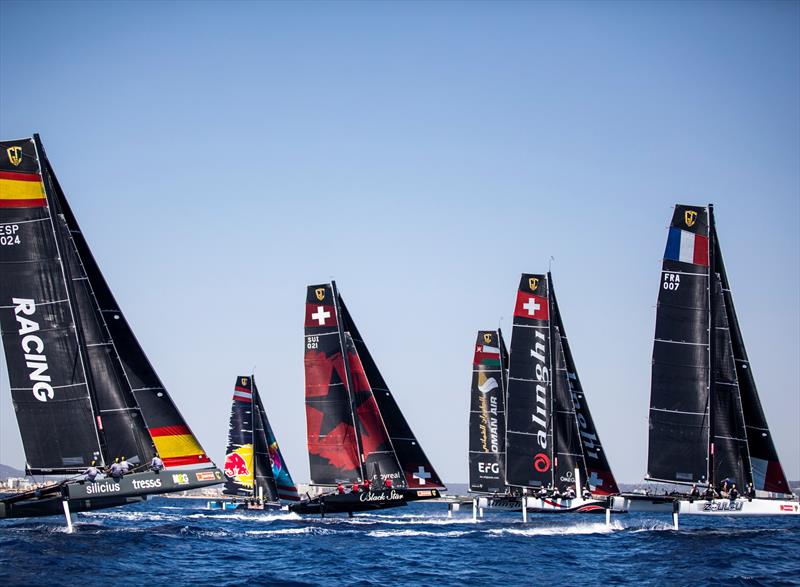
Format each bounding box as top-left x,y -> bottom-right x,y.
713,223 -> 791,496
648,205 -> 711,485
710,274 -> 751,489
254,380 -> 300,502
304,284 -> 360,484
551,323 -> 585,492
252,386 -> 279,502
222,377 -> 256,497
338,296 -> 445,489
42,146 -> 211,472
505,274 -> 553,488
0,137 -> 102,472
345,333 -> 405,486
469,330 -> 507,494
551,280 -> 619,495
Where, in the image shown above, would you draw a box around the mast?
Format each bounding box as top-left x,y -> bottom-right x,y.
546,273 -> 556,489
707,205 -> 716,487
331,281 -> 366,482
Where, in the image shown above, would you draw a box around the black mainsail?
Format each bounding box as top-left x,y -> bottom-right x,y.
648,204 -> 791,496
469,330 -> 508,494
505,273 -> 619,495
0,135 -> 221,519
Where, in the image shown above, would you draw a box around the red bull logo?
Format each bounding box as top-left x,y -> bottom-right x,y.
223,445 -> 254,488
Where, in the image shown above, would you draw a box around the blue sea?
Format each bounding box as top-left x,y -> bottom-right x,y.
1,498 -> 798,586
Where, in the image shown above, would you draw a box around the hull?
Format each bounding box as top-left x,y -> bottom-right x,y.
290,488 -> 408,515
678,498 -> 800,516
0,468 -> 223,519
524,496 -> 611,514
623,493 -> 677,513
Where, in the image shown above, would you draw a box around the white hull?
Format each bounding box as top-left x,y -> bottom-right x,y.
678,498 -> 800,516
624,494 -> 800,516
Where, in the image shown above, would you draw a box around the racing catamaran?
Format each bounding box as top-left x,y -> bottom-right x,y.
0,135 -> 222,528
627,204 -> 798,517
210,375 -> 299,510
291,281 -> 445,515
504,272 -> 620,513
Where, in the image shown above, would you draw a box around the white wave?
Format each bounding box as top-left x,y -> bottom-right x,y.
335,516 -> 475,526
486,520 -> 624,536
245,527 -> 345,537
367,529 -> 471,538
186,511 -> 301,522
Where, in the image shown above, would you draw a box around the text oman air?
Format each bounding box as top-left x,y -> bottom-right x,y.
13,298 -> 54,402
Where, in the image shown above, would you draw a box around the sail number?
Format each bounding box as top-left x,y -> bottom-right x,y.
0,224 -> 21,246
306,335 -> 319,350
663,272 -> 680,290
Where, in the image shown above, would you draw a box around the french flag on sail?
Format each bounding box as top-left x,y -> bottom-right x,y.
664,227 -> 709,267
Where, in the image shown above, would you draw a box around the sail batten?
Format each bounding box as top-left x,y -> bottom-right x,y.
648,204 -> 792,496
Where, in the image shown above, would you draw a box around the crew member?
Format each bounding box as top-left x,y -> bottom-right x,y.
745,483 -> 756,500
362,479 -> 371,492
564,486 -> 576,500
537,486 -> 548,499
703,485 -> 716,500
336,483 -> 345,495
109,458 -> 124,482
582,487 -> 592,500
149,455 -> 164,472
84,460 -> 100,483
729,484 -> 739,501
383,478 -> 393,489
719,480 -> 729,498
120,456 -> 133,474
689,484 -> 700,498
351,482 -> 360,493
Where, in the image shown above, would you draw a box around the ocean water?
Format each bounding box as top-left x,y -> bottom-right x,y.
1,498 -> 798,586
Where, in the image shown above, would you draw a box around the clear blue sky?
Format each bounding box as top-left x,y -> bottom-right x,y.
1,1 -> 798,484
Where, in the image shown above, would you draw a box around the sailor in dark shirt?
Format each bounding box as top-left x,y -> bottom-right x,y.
336,483 -> 345,495
729,484 -> 739,501
703,485 -> 716,500
689,484 -> 700,498
745,483 -> 756,499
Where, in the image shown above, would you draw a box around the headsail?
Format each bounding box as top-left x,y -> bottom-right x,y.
253,378 -> 300,502
469,330 -> 507,494
0,135 -> 214,477
338,296 -> 445,489
550,276 -> 619,495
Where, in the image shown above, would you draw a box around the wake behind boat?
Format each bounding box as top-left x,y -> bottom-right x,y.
291,282 -> 445,516
0,136 -> 222,528
625,204 -> 798,518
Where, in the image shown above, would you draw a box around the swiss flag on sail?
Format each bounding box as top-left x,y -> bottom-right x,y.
514,291 -> 549,321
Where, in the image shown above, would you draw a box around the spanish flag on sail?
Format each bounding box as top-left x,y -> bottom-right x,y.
0,172 -> 46,208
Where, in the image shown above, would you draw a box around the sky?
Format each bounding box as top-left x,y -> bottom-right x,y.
0,1 -> 798,485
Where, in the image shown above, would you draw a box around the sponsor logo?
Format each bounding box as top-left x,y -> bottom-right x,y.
132,478 -> 163,491
195,471 -> 217,482
684,210 -> 697,227
780,504 -> 796,512
416,490 -> 434,497
702,500 -> 743,512
358,489 -> 404,503
315,287 -> 326,301
224,445 -> 254,488
477,376 -> 499,395
86,482 -> 121,495
240,377 -> 248,386
172,474 -> 189,486
533,452 -> 551,473
12,298 -> 53,402
529,277 -> 539,291
483,332 -> 493,344
6,146 -> 22,166
530,329 -> 549,449
478,461 -> 500,474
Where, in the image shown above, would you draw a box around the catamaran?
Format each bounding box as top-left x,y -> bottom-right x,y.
0,135 -> 222,528
501,272 -> 620,513
625,204 -> 798,517
291,281 -> 445,515
209,375 -> 299,510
